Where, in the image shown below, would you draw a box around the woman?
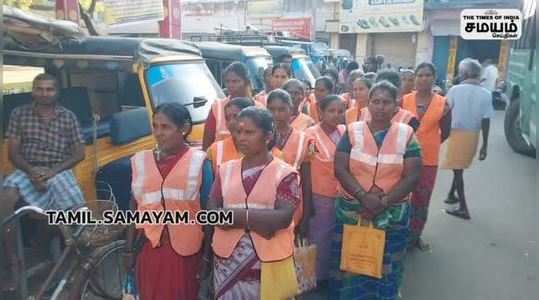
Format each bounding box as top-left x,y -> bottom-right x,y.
267,89 -> 312,234
207,97 -> 255,172
399,68 -> 416,99
207,107 -> 300,299
304,76 -> 334,123
203,62 -> 253,150
304,95 -> 346,284
402,63 -> 451,251
345,77 -> 372,125
126,103 -> 214,300
254,64 -> 291,107
340,69 -> 364,109
282,79 -> 315,131
331,81 -> 422,300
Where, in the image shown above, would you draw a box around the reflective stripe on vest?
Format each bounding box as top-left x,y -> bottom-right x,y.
131,148 -> 206,256
212,158 -> 296,262
348,121 -> 413,194
278,129 -> 308,170
402,92 -> 446,166
208,136 -> 242,173
213,96 -> 231,142
305,124 -> 345,197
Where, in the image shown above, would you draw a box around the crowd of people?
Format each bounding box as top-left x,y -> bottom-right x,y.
0,55 -> 496,299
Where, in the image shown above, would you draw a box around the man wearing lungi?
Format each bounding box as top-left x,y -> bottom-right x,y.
441,58 -> 494,220
1,73 -> 85,291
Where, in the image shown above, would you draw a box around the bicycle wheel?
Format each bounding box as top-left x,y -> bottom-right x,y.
77,240 -> 128,300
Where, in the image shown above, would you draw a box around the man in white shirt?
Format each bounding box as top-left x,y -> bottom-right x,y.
480,59 -> 498,92
441,58 -> 495,220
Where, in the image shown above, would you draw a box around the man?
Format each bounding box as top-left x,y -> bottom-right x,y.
1,73 -> 86,290
278,54 -> 293,65
480,59 -> 499,93
441,58 -> 494,220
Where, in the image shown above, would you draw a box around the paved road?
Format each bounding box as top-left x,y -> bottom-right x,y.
304,111 -> 538,299
402,111 -> 537,300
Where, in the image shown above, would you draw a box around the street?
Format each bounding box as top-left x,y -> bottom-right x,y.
402,111 -> 538,300
305,111 -> 538,300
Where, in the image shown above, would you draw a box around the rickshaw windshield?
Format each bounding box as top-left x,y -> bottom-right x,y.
291,58 -> 316,89
145,62 -> 224,123
246,56 -> 272,92
307,60 -> 321,79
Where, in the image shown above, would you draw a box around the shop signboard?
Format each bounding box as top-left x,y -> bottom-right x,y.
103,0 -> 165,26
339,0 -> 424,33
272,18 -> 312,40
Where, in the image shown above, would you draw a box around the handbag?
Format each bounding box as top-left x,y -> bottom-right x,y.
260,256 -> 298,300
294,238 -> 317,294
340,218 -> 386,279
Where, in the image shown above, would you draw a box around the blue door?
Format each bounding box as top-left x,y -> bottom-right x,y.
432,36 -> 449,88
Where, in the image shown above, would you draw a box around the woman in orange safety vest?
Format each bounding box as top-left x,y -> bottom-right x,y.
340,69 -> 365,110
206,97 -> 255,172
402,62 -> 451,251
126,103 -> 214,300
344,77 -> 372,125
206,107 -> 300,299
304,94 -> 346,284
266,89 -> 312,235
282,78 -> 315,131
303,76 -> 334,122
254,63 -> 291,107
332,81 -> 422,299
203,62 -> 253,150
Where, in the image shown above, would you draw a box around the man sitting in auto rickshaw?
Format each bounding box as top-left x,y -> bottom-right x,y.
1,73 -> 85,291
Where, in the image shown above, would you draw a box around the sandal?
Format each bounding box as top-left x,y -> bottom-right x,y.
444,195 -> 460,204
416,238 -> 432,252
445,208 -> 471,220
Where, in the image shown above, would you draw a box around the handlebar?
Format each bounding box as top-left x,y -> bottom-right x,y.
1,205 -> 46,227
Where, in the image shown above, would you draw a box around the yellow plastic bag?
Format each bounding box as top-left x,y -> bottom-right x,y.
260,256 -> 298,300
294,238 -> 317,294
340,219 -> 386,279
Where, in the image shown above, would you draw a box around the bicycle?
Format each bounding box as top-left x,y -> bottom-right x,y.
2,190 -> 127,300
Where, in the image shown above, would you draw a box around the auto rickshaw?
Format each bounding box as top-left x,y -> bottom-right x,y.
1,7 -> 223,206
193,41 -> 273,93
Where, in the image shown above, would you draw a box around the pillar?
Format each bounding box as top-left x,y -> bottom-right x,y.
160,0 -> 182,39
56,0 -> 80,24
355,33 -> 369,63
330,33 -> 339,49
415,31 -> 434,66
446,36 -> 459,83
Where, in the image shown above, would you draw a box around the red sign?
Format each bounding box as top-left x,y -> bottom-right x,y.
160,0 -> 182,39
272,17 -> 312,40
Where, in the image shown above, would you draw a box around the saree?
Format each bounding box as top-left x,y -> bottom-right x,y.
212,164 -> 300,300
329,197 -> 410,300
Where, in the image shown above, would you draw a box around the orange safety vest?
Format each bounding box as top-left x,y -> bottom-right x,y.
305,94 -> 321,122
211,96 -> 232,143
345,107 -> 360,126
305,124 -> 345,198
212,158 -> 297,262
207,136 -> 242,172
402,92 -> 446,166
347,121 -> 414,195
275,129 -> 309,170
131,148 -> 206,256
290,113 -> 315,131
359,107 -> 414,124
